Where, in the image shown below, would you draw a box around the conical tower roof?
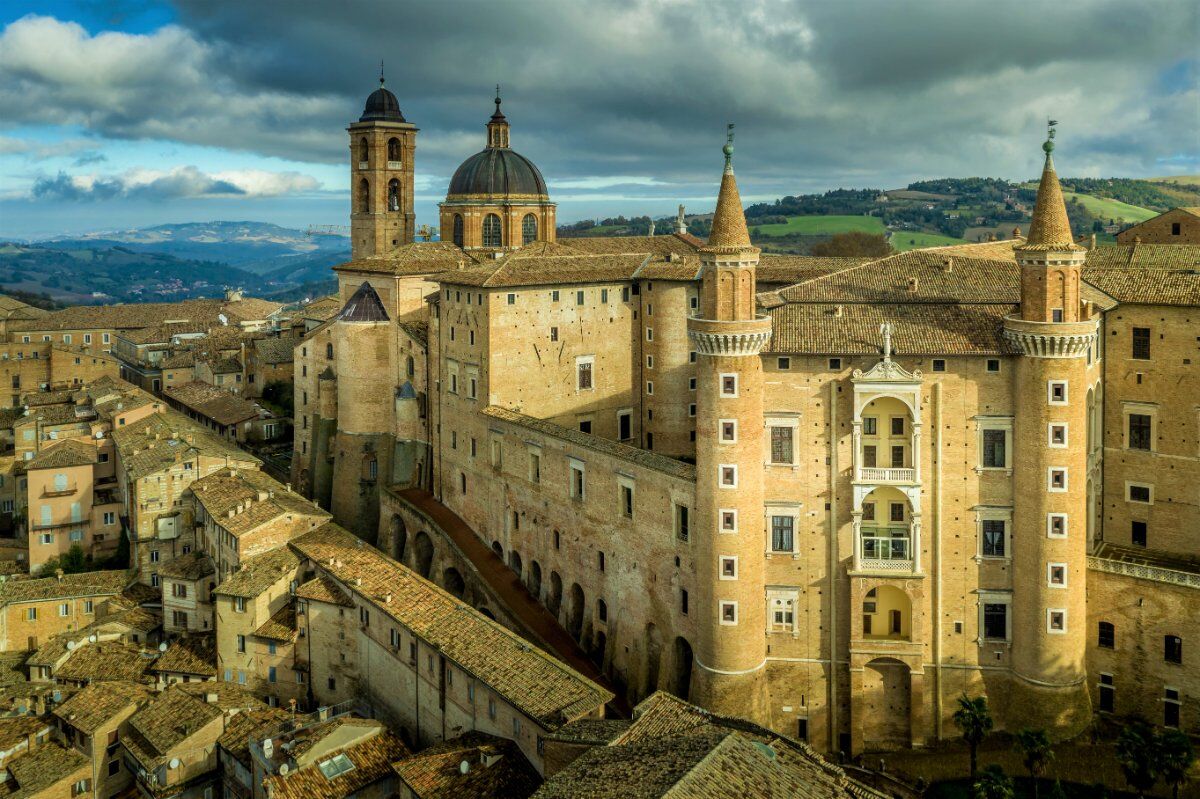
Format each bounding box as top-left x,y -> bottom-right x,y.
702,127 -> 758,255
338,282 -> 390,322
1017,134 -> 1083,252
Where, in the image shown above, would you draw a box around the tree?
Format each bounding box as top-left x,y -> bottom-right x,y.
1158,728 -> 1196,799
972,765 -> 1014,799
953,693 -> 994,780
1116,719 -> 1160,798
1014,728 -> 1054,799
811,231 -> 895,258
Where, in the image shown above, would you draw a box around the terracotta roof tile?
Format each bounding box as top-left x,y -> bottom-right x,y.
333,241 -> 481,277
392,732 -> 541,799
52,680 -> 151,733
4,742 -> 89,797
25,438 -> 97,470
54,640 -> 155,683
152,634 -> 217,677
164,381 -> 258,426
158,551 -> 215,581
254,603 -> 298,643
214,546 -> 301,599
0,569 -> 129,605
288,523 -> 612,729
263,728 -> 408,799
295,574 -> 354,607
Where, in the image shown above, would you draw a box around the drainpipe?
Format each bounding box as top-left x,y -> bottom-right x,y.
933,381 -> 944,740
827,379 -> 838,751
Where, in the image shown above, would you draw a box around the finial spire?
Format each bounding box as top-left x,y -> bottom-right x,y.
723,123 -> 735,173
704,124 -> 755,252
379,60 -> 385,87
1018,122 -> 1082,252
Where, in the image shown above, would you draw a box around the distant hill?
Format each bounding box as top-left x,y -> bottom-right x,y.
46,221 -> 350,275
559,176 -> 1200,255
0,221 -> 350,305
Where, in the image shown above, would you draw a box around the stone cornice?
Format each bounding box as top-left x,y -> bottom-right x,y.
1002,316 -> 1098,358
688,316 -> 772,357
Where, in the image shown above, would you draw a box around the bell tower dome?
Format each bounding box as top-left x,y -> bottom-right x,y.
348,67 -> 418,259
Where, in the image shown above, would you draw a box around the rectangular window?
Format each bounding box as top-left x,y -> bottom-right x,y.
771,516 -> 794,553
675,504 -> 690,542
720,420 -> 737,442
890,417 -> 904,436
1099,673 -> 1115,713
645,327 -> 653,341
236,635 -> 246,653
1132,327 -> 1151,360
1047,514 -> 1067,538
1048,468 -> 1067,491
528,452 -> 541,483
862,445 -> 877,468
1128,484 -> 1152,504
719,601 -> 738,625
507,294 -> 516,305
681,589 -> 689,615
1165,635 -> 1183,664
769,593 -> 796,631
1131,520 -> 1147,547
1048,424 -> 1068,447
829,358 -> 841,370
576,357 -> 594,390
719,557 -> 737,579
720,509 -> 738,533
889,502 -> 905,523
570,464 -> 585,500
1098,622 -> 1115,649
1047,563 -> 1067,587
1047,609 -> 1067,634
551,290 -> 559,302
770,426 -> 794,464
620,483 -> 633,519
719,464 -> 737,488
932,359 -> 946,372
890,445 -> 904,468
1128,414 -> 1152,450
986,359 -> 1001,373
982,429 -> 1007,468
862,502 -> 876,522
720,374 -> 737,396
862,417 -> 877,436
981,520 -> 1006,557
576,290 -> 585,306
1164,688 -> 1180,728
777,357 -> 790,369
618,411 -> 631,440
1048,380 -> 1068,404
550,326 -> 558,342
983,602 -> 1008,640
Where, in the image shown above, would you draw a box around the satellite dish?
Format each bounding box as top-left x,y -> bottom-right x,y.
279,763 -> 290,776
66,641 -> 76,651
459,760 -> 470,775
95,431 -> 104,439
159,642 -> 169,652
169,758 -> 180,769
88,634 -> 97,643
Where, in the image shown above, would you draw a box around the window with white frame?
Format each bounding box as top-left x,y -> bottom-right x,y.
719,601 -> 738,625
719,464 -> 738,488
719,556 -> 738,580
977,509 -> 1011,558
576,356 -> 594,391
1047,563 -> 1067,588
768,511 -> 797,553
976,418 -> 1013,470
979,592 -> 1011,641
569,459 -> 586,500
719,509 -> 738,533
720,374 -> 738,397
1047,608 -> 1067,634
1047,380 -> 1068,405
1048,468 -> 1068,492
1047,513 -> 1068,538
767,590 -> 797,632
1048,423 -> 1068,448
719,419 -> 737,443
1123,402 -> 1156,451
766,416 -> 799,465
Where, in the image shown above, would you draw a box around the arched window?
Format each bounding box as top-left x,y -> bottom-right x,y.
358,137 -> 369,165
387,179 -> 400,212
452,214 -> 464,247
597,598 -> 607,622
325,343 -> 334,360
406,355 -> 415,378
358,179 -> 370,213
482,214 -> 502,247
387,137 -> 401,163
522,214 -> 537,245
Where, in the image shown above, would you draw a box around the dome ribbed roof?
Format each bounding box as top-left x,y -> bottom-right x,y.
447,148 -> 548,198
360,86 -> 405,123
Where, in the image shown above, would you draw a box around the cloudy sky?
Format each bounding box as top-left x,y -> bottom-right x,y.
0,0 -> 1196,238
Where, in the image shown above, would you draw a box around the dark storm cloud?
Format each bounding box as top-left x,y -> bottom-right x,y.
2,0 -> 1196,207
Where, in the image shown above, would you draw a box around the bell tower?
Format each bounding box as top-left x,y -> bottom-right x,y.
686,126 -> 771,718
1003,123 -> 1095,734
348,68 -> 417,259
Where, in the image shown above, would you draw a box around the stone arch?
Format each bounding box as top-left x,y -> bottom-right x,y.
491,541 -> 503,560
671,637 -> 693,701
858,391 -> 919,424
548,571 -> 563,615
442,567 -> 465,599
643,622 -> 663,697
592,631 -> 607,668
567,583 -> 585,641
862,585 -> 911,641
452,214 -> 464,247
508,550 -> 522,579
413,531 -> 434,579
358,178 -> 370,213
861,657 -> 912,751
358,137 -> 369,164
389,514 -> 407,564
477,606 -> 495,620
858,487 -> 916,564
522,213 -> 537,245
387,178 -> 400,211
387,137 -> 401,162
529,560 -> 543,599
483,214 -> 502,247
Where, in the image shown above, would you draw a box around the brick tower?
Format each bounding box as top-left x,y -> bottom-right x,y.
349,69 -> 417,259
687,128 -> 772,717
1003,124 -> 1096,734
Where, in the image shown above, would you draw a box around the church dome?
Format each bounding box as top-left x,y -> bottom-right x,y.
447,148 -> 548,198
360,85 -> 405,123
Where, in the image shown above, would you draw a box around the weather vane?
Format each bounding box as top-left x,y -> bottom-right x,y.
1047,118 -> 1058,139
379,60 -> 385,86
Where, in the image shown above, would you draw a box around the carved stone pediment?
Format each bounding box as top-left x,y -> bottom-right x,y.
852,357 -> 922,383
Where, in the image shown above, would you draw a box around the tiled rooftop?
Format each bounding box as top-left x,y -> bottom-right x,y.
189,467 -> 328,538
54,640 -> 155,683
254,602 -> 298,642
52,679 -> 151,732
0,569 -> 129,605
125,682 -> 263,769
294,573 -> 354,607
392,731 -> 541,799
164,381 -> 259,426
3,741 -> 88,797
482,406 -> 696,481
334,241 -> 481,277
157,551 -> 215,581
9,296 -> 283,333
25,438 -> 97,470
289,523 -> 613,729
214,546 -> 301,599
253,336 -> 296,364
110,411 -> 258,480
152,634 -> 217,677
263,727 -> 409,799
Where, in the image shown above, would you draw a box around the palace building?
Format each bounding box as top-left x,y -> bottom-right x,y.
292,81 -> 1200,756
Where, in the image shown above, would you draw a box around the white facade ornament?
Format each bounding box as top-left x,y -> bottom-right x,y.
852,358 -> 922,383
880,321 -> 893,361
688,329 -> 771,357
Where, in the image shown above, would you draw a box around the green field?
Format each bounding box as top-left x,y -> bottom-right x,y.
1062,192 -> 1157,223
1149,174 -> 1200,187
889,231 -> 966,250
749,214 -> 886,238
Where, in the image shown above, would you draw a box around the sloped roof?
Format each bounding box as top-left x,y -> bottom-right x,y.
9,296 -> 283,333
333,241 -> 481,277
152,634 -> 217,676
4,742 -> 89,798
26,438 -> 97,470
338,282 -> 390,322
110,411 -> 258,480
391,731 -> 541,799
263,728 -> 409,799
437,252 -> 649,288
289,523 -> 613,730
164,381 -> 258,426
0,569 -> 129,605
213,546 -> 301,599
52,680 -> 152,733
253,337 -> 296,364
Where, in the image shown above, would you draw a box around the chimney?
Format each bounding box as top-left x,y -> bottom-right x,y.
1012,226 -> 1022,239
206,692 -> 218,704
907,277 -> 919,292
834,305 -> 844,318
941,258 -> 954,273
1134,235 -> 1142,245
55,569 -> 64,581
1090,233 -> 1097,249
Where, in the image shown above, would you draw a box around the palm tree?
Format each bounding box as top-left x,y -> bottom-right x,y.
973,764 -> 1015,799
1116,719 -> 1160,799
1158,728 -> 1196,799
1014,728 -> 1054,799
953,693 -> 994,780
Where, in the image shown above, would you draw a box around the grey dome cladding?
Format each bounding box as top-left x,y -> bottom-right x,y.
447,148 -> 549,198
360,86 -> 405,123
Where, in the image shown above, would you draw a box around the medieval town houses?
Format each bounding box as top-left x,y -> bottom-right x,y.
0,73 -> 1188,799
